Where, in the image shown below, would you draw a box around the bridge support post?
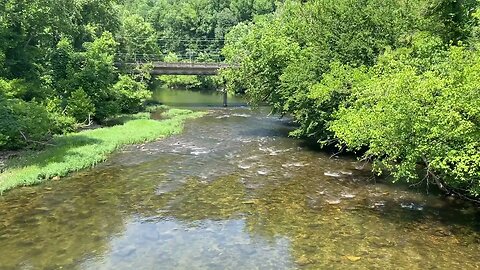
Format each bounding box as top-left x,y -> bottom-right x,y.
223,89 -> 228,107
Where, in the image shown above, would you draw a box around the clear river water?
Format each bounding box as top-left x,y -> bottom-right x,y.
1,88 -> 479,269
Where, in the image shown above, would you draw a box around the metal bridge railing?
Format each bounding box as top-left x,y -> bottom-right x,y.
114,52 -> 225,63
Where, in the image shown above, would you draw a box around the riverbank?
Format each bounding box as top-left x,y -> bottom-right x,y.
0,108 -> 206,194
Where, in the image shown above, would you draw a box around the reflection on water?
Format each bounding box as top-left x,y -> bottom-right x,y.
1,91 -> 480,269
82,219 -> 293,270
152,87 -> 245,107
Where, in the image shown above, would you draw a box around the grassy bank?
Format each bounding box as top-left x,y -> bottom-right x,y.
0,108 -> 206,194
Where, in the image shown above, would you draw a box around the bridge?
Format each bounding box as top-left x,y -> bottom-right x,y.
115,37 -> 237,106
115,37 -> 239,75
142,62 -> 230,75
117,61 -> 232,106
118,61 -> 232,76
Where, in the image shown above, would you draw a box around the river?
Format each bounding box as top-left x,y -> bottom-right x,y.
0,88 -> 479,269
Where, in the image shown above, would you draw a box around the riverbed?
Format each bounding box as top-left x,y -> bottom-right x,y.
0,89 -> 479,269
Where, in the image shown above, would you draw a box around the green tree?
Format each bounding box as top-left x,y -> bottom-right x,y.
0,98 -> 52,149
74,32 -> 119,119
426,0 -> 479,43
112,75 -> 151,113
116,13 -> 159,63
66,88 -> 95,122
331,43 -> 480,195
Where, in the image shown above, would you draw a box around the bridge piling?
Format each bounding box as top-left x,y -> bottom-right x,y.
223,90 -> 228,107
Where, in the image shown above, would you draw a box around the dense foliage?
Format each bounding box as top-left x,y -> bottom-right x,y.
0,0 -> 275,150
117,0 -> 279,89
223,0 -> 480,196
0,1 -> 148,150
120,0 -> 277,57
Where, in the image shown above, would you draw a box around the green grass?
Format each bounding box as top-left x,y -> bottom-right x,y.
0,108 -> 206,194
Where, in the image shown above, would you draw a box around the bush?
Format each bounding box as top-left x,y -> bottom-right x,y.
0,99 -> 52,150
95,100 -> 121,121
0,81 -> 77,150
0,78 -> 22,98
0,78 -> 54,102
48,111 -> 77,135
330,44 -> 480,195
66,88 -> 95,122
112,75 -> 151,113
44,97 -> 76,134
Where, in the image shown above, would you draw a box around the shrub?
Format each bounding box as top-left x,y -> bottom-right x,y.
330,44 -> 480,195
95,100 -> 121,121
112,75 -> 151,113
0,99 -> 52,150
44,97 -> 76,134
66,88 -> 95,122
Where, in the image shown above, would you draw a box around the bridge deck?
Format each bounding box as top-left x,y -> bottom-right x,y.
121,62 -> 231,75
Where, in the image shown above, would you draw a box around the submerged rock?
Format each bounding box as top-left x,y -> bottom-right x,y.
324,171 -> 341,177
232,113 -> 251,118
257,169 -> 269,175
114,245 -> 137,257
434,229 -> 453,237
295,255 -> 314,266
242,200 -> 258,205
372,201 -> 386,208
326,199 -> 341,205
345,256 -> 362,262
400,202 -> 424,211
238,164 -> 252,169
341,193 -> 356,199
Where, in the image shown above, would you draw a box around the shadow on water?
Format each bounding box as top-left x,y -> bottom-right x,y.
237,118 -> 293,138
371,195 -> 480,230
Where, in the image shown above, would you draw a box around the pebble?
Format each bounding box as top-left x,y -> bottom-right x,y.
324,171 -> 341,177
345,256 -> 361,262
326,199 -> 341,205
374,201 -> 386,207
238,164 -> 251,169
295,255 -> 314,266
400,202 -> 424,211
242,200 -> 257,205
257,170 -> 269,175
434,229 -> 453,237
341,193 -> 356,199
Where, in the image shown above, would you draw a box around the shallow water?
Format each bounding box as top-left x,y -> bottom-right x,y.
1,90 -> 480,269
